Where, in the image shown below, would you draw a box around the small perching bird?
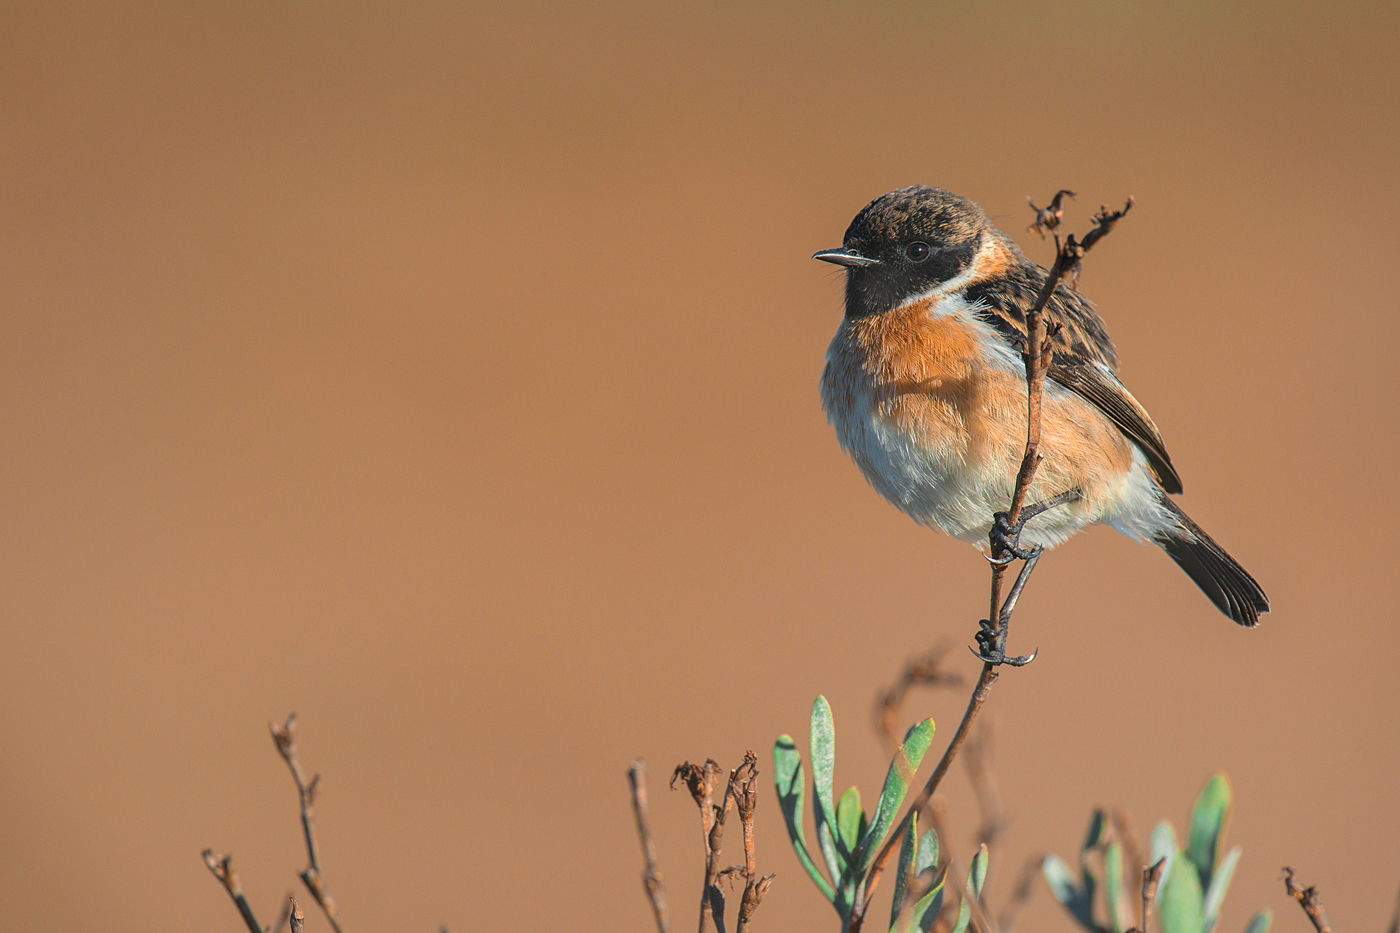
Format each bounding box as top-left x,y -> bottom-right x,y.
816,186 -> 1268,625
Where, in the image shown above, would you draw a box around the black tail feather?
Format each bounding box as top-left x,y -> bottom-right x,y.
1156,500 -> 1269,627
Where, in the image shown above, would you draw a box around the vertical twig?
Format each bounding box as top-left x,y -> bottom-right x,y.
848,194 -> 1133,933
289,897 -> 306,933
201,850 -> 264,933
1139,857 -> 1166,933
673,760 -> 725,933
270,892 -> 295,933
1283,867 -> 1333,933
728,752 -> 775,933
629,759 -> 672,933
270,714 -> 345,933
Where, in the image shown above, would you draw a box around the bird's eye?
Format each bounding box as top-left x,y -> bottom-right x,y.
905,241 -> 930,262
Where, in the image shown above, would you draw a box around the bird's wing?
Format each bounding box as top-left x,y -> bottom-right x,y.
966,267 -> 1184,495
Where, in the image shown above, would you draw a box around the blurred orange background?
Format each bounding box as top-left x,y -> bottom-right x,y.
1,2 -> 1397,931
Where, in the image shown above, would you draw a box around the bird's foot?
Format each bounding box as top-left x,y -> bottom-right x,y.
971,615 -> 1038,667
990,511 -> 1036,562
987,490 -> 1083,563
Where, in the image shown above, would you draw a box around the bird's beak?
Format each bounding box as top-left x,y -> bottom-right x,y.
812,247 -> 879,268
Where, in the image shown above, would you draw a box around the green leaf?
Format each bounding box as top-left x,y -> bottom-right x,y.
1242,910 -> 1272,933
916,830 -> 938,875
950,849 -> 988,933
1043,854 -> 1095,931
858,718 -> 936,875
912,864 -> 948,933
810,696 -> 842,891
1187,774 -> 1231,891
1150,821 -> 1179,902
1202,846 -> 1241,933
1082,809 -> 1110,852
890,813 -> 918,933
969,844 -> 989,899
772,735 -> 834,902
1079,810 -> 1106,919
1159,847 -> 1205,933
1106,841 -> 1127,933
836,785 -> 866,880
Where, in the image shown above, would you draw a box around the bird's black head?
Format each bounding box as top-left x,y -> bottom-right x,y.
814,186 -> 989,318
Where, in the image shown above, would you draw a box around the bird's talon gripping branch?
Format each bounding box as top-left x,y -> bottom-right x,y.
990,511 -> 1037,561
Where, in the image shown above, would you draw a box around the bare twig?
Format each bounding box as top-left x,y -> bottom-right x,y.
874,643 -> 966,754
629,759 -> 672,933
270,892 -> 295,933
289,897 -> 306,933
1283,867 -> 1333,933
270,714 -> 344,933
673,759 -> 726,933
1027,190 -> 1076,238
1135,856 -> 1167,933
673,754 -> 771,933
728,753 -> 775,933
847,193 -> 1132,933
201,850 -> 263,933
1386,882 -> 1400,933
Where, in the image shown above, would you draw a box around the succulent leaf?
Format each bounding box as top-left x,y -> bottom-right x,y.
1241,910 -> 1272,933
951,849 -> 988,933
890,814 -> 918,933
810,697 -> 843,888
1202,846 -> 1241,933
1150,821 -> 1179,902
969,844 -> 989,898
1043,854 -> 1095,931
772,735 -> 834,901
836,785 -> 866,875
1159,847 -> 1206,933
912,865 -> 948,933
916,830 -> 938,875
1105,841 -> 1127,933
1187,774 -> 1232,891
858,719 -> 935,875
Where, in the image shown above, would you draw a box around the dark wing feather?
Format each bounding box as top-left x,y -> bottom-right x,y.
1048,361 -> 1183,494
965,247 -> 1184,494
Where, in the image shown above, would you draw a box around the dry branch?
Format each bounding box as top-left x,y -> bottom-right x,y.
629,759 -> 672,933
673,759 -> 727,933
270,714 -> 345,933
847,194 -> 1132,933
1283,867 -> 1333,933
874,643 -> 966,755
1136,857 -> 1167,933
201,850 -> 263,933
289,897 -> 306,933
672,753 -> 772,933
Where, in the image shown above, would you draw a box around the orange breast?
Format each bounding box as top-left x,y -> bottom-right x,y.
822,297 -> 1136,521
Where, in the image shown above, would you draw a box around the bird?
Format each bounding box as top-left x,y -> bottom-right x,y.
815,185 -> 1269,626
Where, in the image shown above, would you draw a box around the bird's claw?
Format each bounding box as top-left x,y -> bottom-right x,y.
990,511 -> 1036,561
971,616 -> 1037,667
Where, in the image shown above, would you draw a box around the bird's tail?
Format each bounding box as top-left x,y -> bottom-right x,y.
1154,498 -> 1269,627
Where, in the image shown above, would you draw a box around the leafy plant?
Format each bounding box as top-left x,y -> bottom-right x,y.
774,696 -> 990,932
1043,774 -> 1271,933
